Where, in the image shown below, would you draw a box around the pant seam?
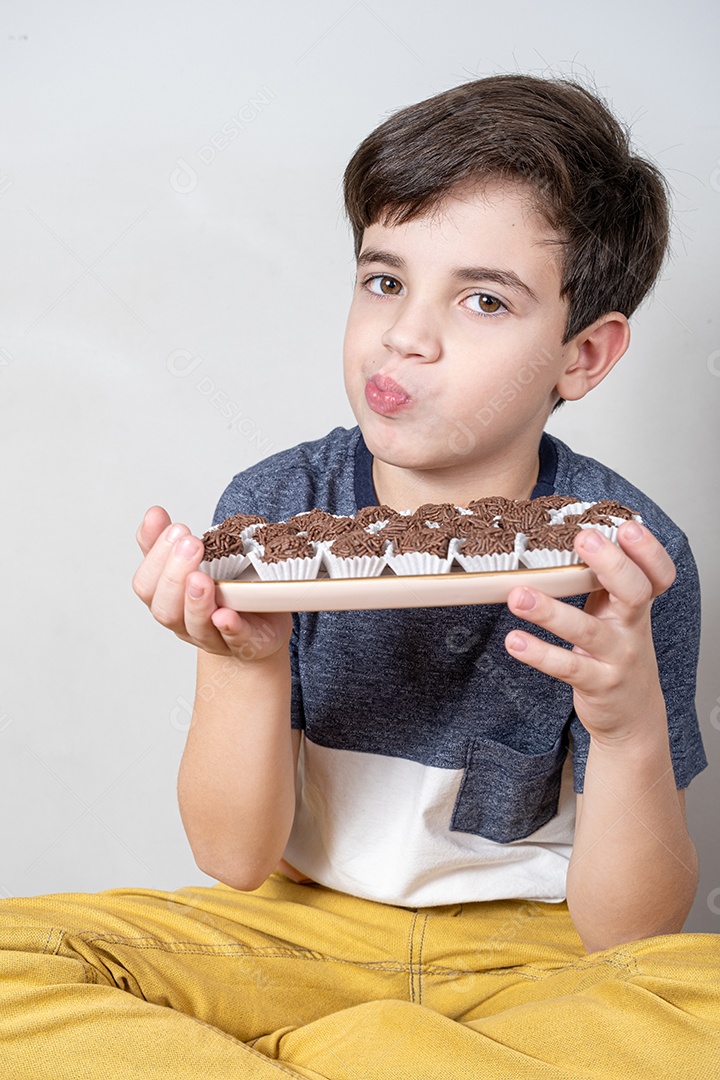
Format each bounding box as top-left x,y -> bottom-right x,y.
407,911 -> 418,1002
42,925 -> 59,954
416,914 -> 429,1005
518,954 -> 638,980
81,935 -> 327,957
44,929 -> 98,984
60,931 -> 634,982
86,932 -> 600,979
78,934 -> 420,974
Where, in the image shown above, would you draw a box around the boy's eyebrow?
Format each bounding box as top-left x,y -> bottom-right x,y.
357,248 -> 539,303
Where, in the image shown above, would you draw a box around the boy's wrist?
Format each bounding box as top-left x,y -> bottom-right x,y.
582,719 -> 678,808
584,697 -> 670,760
194,643 -> 292,715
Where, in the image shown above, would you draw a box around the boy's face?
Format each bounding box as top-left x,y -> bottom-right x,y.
343,182 -> 574,494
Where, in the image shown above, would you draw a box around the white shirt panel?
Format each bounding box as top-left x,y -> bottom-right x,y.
283,737 -> 576,907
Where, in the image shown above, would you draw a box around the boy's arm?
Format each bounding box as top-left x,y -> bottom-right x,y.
505,521 -> 699,954
569,780 -> 695,955
177,650 -> 300,891
134,506 -> 299,891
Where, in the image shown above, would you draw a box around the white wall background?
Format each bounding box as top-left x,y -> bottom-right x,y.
1,0 -> 718,932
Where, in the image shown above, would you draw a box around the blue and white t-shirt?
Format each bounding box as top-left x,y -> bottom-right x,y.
213,427 -> 706,907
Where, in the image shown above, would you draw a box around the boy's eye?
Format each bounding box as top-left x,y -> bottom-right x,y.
466,292 -> 506,315
364,274 -> 403,296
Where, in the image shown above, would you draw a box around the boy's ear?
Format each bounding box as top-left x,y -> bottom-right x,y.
555,313 -> 631,402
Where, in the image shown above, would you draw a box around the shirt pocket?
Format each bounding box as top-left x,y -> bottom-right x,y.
450,733 -> 567,843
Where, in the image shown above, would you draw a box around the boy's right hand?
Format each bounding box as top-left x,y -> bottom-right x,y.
132,506 -> 293,662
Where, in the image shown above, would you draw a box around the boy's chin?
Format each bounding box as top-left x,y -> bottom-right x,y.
360,427 -> 463,474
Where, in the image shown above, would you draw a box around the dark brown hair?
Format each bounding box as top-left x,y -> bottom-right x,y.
343,75 -> 671,411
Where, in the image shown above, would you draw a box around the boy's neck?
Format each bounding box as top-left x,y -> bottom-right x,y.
371,446 -> 541,512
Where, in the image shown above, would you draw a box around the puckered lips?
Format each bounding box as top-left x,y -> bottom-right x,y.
364,373 -> 412,416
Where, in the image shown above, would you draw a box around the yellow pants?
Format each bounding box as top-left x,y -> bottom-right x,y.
1,871 -> 719,1079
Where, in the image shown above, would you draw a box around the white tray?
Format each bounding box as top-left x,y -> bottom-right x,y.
215,564 -> 600,612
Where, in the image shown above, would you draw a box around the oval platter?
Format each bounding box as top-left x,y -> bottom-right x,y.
215,563 -> 600,613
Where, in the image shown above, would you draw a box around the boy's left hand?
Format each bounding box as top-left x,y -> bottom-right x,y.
505,521 -> 676,747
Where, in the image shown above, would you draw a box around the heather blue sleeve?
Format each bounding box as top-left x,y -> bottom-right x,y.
569,531 -> 707,791
212,475 -> 265,527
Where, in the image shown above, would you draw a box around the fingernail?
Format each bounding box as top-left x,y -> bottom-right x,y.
166,524 -> 185,543
578,528 -> 603,552
623,521 -> 643,543
516,588 -> 536,611
176,537 -> 198,560
187,582 -> 204,600
507,634 -> 528,652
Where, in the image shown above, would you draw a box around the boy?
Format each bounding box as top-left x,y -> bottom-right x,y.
2,75 -> 719,1078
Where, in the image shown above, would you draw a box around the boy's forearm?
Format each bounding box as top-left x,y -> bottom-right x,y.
177,650 -> 296,890
566,717 -> 698,954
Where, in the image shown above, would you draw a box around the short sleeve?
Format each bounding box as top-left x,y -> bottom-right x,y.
570,532 -> 707,792
212,475 -> 260,527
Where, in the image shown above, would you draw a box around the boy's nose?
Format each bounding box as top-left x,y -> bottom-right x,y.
380,302 -> 442,363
